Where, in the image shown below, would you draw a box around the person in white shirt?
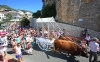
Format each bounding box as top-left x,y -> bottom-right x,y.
26,34 -> 33,43
85,34 -> 90,46
13,43 -> 23,62
89,37 -> 99,62
3,34 -> 8,58
0,34 -> 8,62
26,34 -> 33,52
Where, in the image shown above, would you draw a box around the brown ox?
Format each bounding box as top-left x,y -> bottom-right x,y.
59,35 -> 80,43
53,39 -> 88,59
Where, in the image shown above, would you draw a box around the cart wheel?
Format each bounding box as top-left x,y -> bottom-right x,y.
38,42 -> 48,50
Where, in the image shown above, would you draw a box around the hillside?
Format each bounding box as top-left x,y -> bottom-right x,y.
0,5 -> 14,10
0,5 -> 33,13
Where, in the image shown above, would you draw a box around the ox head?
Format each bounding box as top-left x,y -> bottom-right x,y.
80,47 -> 88,58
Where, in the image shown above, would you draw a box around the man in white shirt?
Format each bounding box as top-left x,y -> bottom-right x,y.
85,34 -> 90,46
89,37 -> 99,62
0,34 -> 8,62
3,34 -> 8,58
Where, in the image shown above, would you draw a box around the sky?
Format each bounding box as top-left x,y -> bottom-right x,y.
0,0 -> 43,12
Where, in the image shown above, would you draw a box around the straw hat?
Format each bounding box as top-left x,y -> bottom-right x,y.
91,37 -> 99,41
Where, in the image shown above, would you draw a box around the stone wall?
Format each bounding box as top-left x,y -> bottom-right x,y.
42,0 -> 100,31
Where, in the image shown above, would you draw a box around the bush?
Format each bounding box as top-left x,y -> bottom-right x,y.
32,10 -> 41,18
21,17 -> 30,27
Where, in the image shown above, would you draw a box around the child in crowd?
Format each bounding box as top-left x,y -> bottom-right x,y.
13,43 -> 23,62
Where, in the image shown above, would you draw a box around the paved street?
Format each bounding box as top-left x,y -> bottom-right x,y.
7,44 -> 100,62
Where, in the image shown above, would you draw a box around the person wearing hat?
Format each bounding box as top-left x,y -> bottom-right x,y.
89,37 -> 99,62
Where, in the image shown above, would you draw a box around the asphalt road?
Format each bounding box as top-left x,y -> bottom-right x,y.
7,44 -> 100,62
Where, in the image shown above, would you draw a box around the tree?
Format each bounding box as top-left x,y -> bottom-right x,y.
6,13 -> 12,20
42,0 -> 44,2
32,10 -> 41,18
21,17 -> 30,27
41,3 -> 56,18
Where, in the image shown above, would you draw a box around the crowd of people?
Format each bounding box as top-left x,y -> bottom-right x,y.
80,28 -> 100,62
0,22 -> 100,62
0,22 -> 66,62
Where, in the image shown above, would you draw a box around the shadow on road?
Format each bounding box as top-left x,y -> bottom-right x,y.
34,43 -> 80,62
7,51 -> 14,54
7,49 -> 28,55
33,43 -> 46,52
44,51 -> 79,62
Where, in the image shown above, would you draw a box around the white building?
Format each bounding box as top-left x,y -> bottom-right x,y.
0,12 -> 6,21
0,10 -> 33,21
17,10 -> 25,16
11,12 -> 23,21
25,12 -> 33,19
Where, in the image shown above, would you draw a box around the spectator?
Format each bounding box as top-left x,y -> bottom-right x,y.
85,34 -> 90,46
3,34 -> 8,58
13,43 -> 23,62
80,30 -> 86,40
62,29 -> 66,36
15,36 -> 21,44
0,34 -> 8,62
20,37 -> 26,50
89,37 -> 99,62
25,42 -> 33,55
84,28 -> 88,35
26,34 -> 33,43
11,39 -> 17,48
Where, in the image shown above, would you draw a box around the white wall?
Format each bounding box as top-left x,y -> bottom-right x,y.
30,18 -> 100,39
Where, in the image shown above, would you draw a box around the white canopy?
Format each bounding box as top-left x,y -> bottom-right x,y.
36,17 -> 55,23
36,17 -> 61,39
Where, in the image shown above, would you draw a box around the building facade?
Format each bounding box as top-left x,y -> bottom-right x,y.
0,10 -> 33,22
0,12 -> 6,21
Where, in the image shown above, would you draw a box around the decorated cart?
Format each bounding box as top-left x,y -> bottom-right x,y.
35,17 -> 61,50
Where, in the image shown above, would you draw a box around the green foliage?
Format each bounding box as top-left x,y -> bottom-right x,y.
0,5 -> 32,13
6,13 -> 12,20
32,10 -> 41,18
0,19 -> 13,26
0,5 -> 14,10
41,3 -> 56,18
42,0 -> 44,2
21,10 -> 33,13
21,10 -> 27,13
21,17 -> 30,27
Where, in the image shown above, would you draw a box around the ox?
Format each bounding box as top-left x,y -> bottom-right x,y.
59,35 -> 81,55
59,35 -> 80,43
53,39 -> 88,59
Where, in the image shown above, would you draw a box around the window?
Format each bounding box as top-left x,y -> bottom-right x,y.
14,17 -> 16,19
4,14 -> 6,16
27,14 -> 32,16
